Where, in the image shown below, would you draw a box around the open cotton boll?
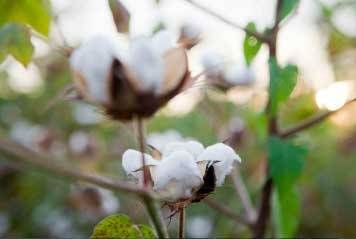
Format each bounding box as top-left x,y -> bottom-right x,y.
128,37 -> 165,92
162,140 -> 205,159
122,149 -> 159,177
224,65 -> 255,86
153,151 -> 203,201
70,35 -> 127,103
198,143 -> 241,186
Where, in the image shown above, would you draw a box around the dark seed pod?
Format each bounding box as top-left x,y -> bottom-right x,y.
192,162 -> 217,203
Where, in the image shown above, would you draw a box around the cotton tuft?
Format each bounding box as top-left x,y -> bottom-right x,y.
198,143 -> 241,186
70,35 -> 126,103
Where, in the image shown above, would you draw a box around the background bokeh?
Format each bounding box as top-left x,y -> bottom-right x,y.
1,0 -> 356,237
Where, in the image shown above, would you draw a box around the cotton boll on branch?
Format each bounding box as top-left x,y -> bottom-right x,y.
70,31 -> 190,120
198,143 -> 241,186
154,151 -> 203,201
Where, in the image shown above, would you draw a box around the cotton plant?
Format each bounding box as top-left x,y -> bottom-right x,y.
122,140 -> 241,211
69,30 -> 191,120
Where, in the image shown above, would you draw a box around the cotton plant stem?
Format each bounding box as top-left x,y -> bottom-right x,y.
136,117 -> 149,187
230,167 -> 256,222
142,195 -> 170,239
0,137 -> 169,238
178,208 -> 185,239
135,118 -> 170,238
204,198 -> 252,227
253,1 -> 282,237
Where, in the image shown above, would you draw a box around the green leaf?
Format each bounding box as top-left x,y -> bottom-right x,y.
273,186 -> 300,237
91,214 -> 139,239
268,136 -> 306,190
243,22 -> 262,65
268,58 -> 298,115
0,0 -> 51,35
91,214 -> 156,239
278,0 -> 300,22
269,137 -> 306,237
137,225 -> 156,238
0,23 -> 34,66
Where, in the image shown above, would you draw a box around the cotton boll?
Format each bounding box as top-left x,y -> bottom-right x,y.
128,37 -> 165,92
198,143 -> 241,186
70,35 -> 126,103
122,149 -> 159,176
154,151 -> 203,201
162,141 -> 204,159
224,65 -> 255,86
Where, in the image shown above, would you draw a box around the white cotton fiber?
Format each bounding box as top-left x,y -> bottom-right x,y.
153,150 -> 203,201
128,37 -> 165,92
151,30 -> 176,56
70,35 -> 127,103
162,140 -> 205,159
197,143 -> 241,186
122,149 -> 159,176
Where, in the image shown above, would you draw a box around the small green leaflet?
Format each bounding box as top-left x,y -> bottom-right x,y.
243,22 -> 262,66
273,186 -> 300,237
268,136 -> 307,237
0,0 -> 51,36
278,0 -> 300,22
268,58 -> 298,116
91,214 -> 156,239
0,23 -> 34,66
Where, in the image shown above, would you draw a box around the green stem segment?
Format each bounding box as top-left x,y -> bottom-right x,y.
143,195 -> 170,238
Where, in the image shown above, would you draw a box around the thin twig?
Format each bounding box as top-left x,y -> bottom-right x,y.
204,198 -> 252,227
178,208 -> 185,239
280,98 -> 356,138
136,117 -> 150,187
182,0 -> 269,43
230,167 -> 256,222
0,137 -> 148,196
0,137 -> 169,238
